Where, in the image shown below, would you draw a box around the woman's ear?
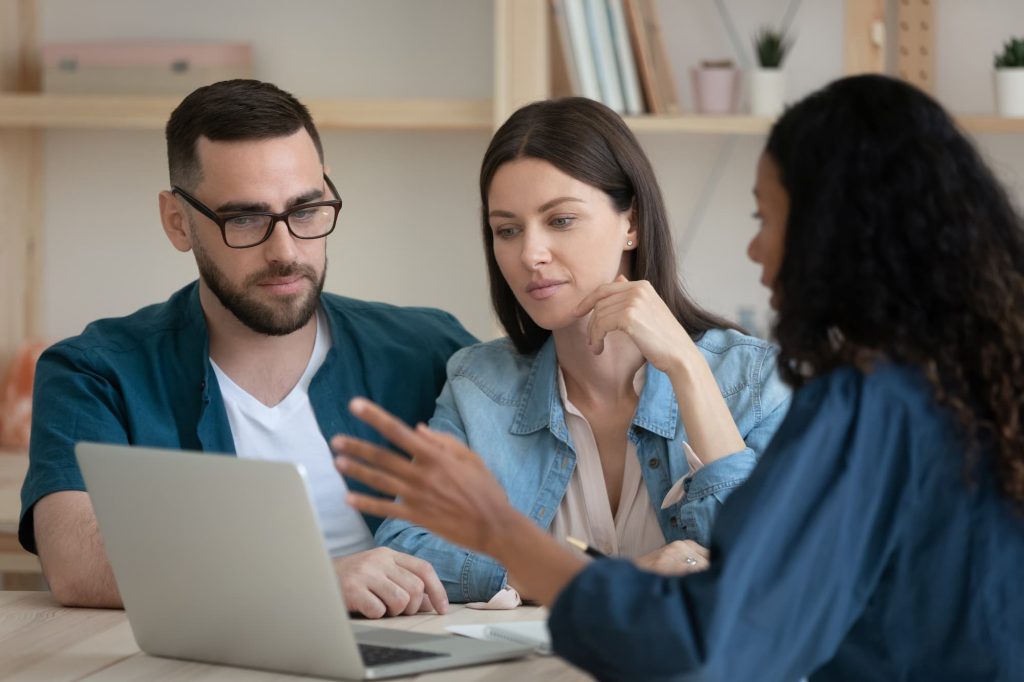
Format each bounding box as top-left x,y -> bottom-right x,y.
624,202 -> 638,250
159,190 -> 194,253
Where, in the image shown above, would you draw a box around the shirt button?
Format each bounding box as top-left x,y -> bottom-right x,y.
648,458 -> 660,469
669,516 -> 678,528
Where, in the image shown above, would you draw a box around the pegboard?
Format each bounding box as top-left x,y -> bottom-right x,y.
895,0 -> 936,93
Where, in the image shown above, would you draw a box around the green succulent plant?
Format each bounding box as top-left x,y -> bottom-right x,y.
995,37 -> 1024,68
753,26 -> 793,69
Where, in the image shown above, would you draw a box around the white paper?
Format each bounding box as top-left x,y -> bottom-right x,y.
446,620 -> 551,655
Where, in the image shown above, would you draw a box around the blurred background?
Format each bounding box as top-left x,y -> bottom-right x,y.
4,0 -> 1024,348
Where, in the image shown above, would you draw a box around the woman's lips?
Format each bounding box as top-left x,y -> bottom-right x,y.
526,280 -> 567,300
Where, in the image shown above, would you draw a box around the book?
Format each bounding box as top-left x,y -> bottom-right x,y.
562,0 -> 602,102
549,0 -> 581,98
623,0 -> 679,114
641,0 -> 680,113
584,0 -> 626,112
605,0 -> 645,115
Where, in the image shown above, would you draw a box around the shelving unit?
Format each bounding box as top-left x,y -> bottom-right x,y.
1,0 -> 1022,383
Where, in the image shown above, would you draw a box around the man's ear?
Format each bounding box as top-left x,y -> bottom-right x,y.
159,190 -> 193,253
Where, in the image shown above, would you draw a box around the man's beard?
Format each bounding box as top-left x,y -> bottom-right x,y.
192,228 -> 326,336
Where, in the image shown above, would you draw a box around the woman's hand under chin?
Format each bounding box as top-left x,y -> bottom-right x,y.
574,275 -> 701,376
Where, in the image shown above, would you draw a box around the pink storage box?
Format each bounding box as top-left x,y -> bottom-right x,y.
42,42 -> 252,95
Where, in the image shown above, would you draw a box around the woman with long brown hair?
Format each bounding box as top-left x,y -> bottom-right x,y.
373,96 -> 790,604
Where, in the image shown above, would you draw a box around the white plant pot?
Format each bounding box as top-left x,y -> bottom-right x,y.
750,68 -> 786,117
994,68 -> 1024,117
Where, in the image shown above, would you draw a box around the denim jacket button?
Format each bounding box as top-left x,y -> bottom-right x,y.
648,458 -> 660,469
669,515 -> 678,527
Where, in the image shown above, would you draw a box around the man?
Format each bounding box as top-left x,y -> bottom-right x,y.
19,79 -> 475,618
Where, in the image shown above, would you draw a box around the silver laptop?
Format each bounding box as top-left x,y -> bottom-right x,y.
75,442 -> 532,680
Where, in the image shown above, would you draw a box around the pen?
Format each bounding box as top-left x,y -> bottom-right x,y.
566,536 -> 607,559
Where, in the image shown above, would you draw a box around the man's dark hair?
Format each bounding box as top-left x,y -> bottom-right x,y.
165,79 -> 324,190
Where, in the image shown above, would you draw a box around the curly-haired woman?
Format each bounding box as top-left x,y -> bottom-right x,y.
334,74 -> 1024,681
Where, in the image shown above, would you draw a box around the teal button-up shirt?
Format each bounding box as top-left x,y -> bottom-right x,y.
20,281 -> 476,553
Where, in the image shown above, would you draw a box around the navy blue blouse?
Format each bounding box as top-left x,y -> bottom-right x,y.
548,364 -> 1024,681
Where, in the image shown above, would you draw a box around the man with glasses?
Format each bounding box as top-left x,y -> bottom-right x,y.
20,80 -> 475,618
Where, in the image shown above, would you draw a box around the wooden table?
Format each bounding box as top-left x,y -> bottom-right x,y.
0,592 -> 591,680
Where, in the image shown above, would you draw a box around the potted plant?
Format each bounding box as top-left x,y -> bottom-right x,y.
691,58 -> 741,114
750,25 -> 793,117
994,37 -> 1024,117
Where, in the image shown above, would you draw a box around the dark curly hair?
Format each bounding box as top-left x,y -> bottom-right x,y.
766,74 -> 1024,504
480,97 -> 737,353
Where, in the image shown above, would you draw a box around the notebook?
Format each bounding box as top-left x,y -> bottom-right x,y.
447,620 -> 552,655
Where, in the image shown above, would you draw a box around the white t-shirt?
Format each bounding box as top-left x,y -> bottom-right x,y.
211,307 -> 374,558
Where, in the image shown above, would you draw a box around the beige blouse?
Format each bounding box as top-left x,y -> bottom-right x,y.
550,365 -> 667,559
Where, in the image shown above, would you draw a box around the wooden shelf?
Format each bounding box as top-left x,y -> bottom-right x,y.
2,94 -> 1023,136
624,114 -> 772,135
957,115 -> 1024,134
624,113 -> 1024,136
0,94 -> 493,131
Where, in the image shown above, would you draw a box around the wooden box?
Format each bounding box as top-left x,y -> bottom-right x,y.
42,42 -> 252,95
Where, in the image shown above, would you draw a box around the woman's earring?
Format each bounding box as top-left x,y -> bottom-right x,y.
626,240 -> 634,247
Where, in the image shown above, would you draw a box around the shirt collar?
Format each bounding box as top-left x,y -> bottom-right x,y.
510,337 -> 679,440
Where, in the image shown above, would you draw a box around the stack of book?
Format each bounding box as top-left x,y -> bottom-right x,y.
550,0 -> 680,115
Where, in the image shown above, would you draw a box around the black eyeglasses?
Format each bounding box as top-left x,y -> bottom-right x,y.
172,174 -> 343,249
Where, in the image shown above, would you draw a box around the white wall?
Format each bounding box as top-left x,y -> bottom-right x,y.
38,0 -> 1024,344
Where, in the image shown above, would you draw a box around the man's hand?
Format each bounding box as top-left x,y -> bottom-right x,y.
332,547 -> 449,619
634,540 -> 710,576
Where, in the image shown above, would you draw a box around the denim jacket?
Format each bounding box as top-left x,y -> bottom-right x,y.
376,328 -> 792,602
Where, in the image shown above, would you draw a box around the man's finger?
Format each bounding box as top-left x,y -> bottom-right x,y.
395,553 -> 449,615
381,564 -> 427,617
345,586 -> 387,619
364,574 -> 415,617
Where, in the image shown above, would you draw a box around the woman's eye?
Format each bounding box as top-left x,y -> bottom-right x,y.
551,216 -> 574,228
495,226 -> 519,239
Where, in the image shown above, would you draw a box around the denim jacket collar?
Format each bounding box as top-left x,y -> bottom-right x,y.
510,336 -> 679,441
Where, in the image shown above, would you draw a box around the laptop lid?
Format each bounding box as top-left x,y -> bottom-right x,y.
75,442 -> 530,680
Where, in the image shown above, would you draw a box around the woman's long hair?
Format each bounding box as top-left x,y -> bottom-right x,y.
480,97 -> 737,354
766,74 -> 1024,504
